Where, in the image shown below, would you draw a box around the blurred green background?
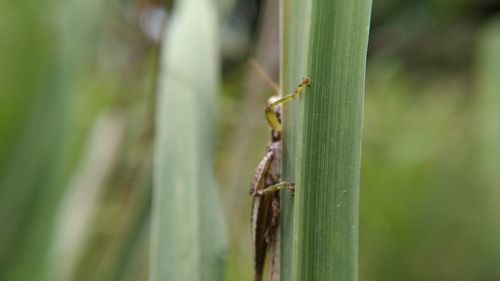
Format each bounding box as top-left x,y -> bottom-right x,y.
1,0 -> 500,280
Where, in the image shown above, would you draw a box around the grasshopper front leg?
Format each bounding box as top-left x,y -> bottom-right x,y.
264,78 -> 311,132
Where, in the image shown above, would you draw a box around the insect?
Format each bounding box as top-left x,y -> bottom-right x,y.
249,77 -> 311,281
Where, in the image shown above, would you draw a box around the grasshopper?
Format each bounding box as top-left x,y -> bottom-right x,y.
249,77 -> 310,281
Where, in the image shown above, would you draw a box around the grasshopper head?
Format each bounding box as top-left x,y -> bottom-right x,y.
267,96 -> 282,117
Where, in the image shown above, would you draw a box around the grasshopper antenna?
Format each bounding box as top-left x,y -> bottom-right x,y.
248,58 -> 280,95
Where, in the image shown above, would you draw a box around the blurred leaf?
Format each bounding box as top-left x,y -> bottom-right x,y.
150,0 -> 227,280
0,0 -> 105,280
476,17 -> 500,274
0,1 -> 71,280
477,18 -> 500,187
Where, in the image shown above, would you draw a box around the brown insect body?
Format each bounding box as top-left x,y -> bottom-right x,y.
249,103 -> 283,281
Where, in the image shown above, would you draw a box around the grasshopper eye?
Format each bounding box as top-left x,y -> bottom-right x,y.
267,96 -> 281,106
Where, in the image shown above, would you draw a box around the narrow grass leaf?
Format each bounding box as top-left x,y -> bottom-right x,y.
150,0 -> 227,280
281,0 -> 372,280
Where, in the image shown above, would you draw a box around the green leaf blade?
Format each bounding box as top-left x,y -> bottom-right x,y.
281,0 -> 372,280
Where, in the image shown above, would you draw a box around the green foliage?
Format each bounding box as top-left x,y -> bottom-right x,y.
2,1 -> 500,281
